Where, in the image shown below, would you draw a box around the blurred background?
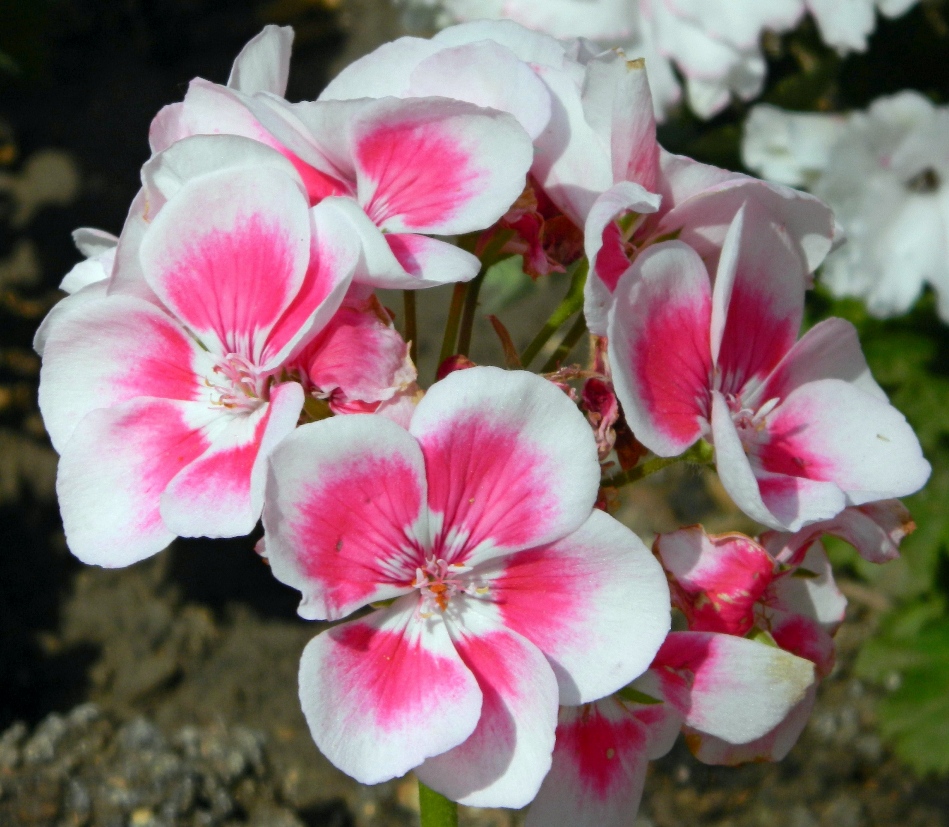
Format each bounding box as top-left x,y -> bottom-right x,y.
1,1 -> 948,825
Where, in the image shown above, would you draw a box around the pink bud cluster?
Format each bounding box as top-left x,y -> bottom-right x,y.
35,21 -> 929,823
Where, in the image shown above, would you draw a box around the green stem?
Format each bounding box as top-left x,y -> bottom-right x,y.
418,781 -> 458,827
540,313 -> 587,373
456,230 -> 515,358
456,267 -> 487,358
437,282 -> 468,372
602,440 -> 715,488
403,290 -> 417,365
521,258 -> 588,368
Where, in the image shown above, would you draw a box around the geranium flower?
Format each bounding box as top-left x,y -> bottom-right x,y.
150,26 -> 535,289
261,367 -> 671,806
609,202 -> 930,531
319,20 -> 836,335
743,93 -> 949,322
37,167 -> 356,566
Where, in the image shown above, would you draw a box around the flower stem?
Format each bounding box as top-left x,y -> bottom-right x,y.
602,440 -> 715,488
403,290 -> 417,365
418,781 -> 458,827
438,282 -> 468,372
456,230 -> 515,358
540,313 -> 587,372
520,258 -> 588,368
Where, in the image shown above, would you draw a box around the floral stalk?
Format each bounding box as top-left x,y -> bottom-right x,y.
419,781 -> 459,827
521,258 -> 588,368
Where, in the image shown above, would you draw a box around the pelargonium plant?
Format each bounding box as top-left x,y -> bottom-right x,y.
35,21 -> 930,827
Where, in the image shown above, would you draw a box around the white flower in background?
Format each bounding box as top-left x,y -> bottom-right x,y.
805,0 -> 920,52
400,0 -> 920,119
743,93 -> 949,322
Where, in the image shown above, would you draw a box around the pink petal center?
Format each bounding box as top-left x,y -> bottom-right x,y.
205,352 -> 271,413
411,556 -> 488,618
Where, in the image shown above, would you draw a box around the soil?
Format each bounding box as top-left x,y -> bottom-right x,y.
1,3 -> 948,826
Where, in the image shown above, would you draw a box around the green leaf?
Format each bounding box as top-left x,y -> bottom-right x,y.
858,614 -> 949,774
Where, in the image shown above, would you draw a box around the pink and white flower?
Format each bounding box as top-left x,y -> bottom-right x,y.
262,367 -> 671,806
38,167 -> 357,566
527,629 -> 815,826
609,203 -> 930,531
150,25 -> 534,289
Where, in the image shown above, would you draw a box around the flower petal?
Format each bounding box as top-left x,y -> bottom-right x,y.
226,25 -> 293,96
410,367 -> 600,566
39,294 -> 206,452
416,603 -> 559,808
139,166 -> 311,362
757,317 -> 886,405
608,242 -> 713,457
56,398 -> 218,567
711,203 -> 805,394
352,97 -> 533,235
525,700 -> 651,827
757,379 -> 931,508
160,381 -> 304,540
298,602 -> 482,785
655,631 -> 815,744
482,509 -> 670,704
655,527 -> 774,636
263,414 -> 429,620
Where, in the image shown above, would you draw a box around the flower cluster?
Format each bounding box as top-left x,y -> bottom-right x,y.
743,93 -> 949,323
410,0 -> 920,118
36,21 -> 929,823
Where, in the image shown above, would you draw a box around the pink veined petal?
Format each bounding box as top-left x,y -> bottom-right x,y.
525,700 -> 652,827
756,379 -> 931,507
481,509 -> 670,705
263,414 -> 429,621
353,97 -> 533,235
655,631 -> 815,745
386,233 -> 483,288
583,182 -> 663,335
298,601 -> 482,785
258,199 -> 358,369
711,203 -> 806,395
55,398 -> 218,567
768,541 -> 848,636
139,166 -> 311,363
160,381 -> 304,540
608,241 -> 713,457
768,608 -> 837,680
416,602 -> 559,808
755,472 -> 849,534
409,367 -> 600,566
38,294 -> 206,452
297,302 -> 414,406
323,196 -> 479,289
756,317 -> 886,407
407,40 -> 552,140
226,25 -> 293,96
237,96 -> 358,201
655,526 -> 774,636
710,390 -> 788,529
686,685 -> 816,766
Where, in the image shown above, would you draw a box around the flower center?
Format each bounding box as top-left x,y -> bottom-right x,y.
412,556 -> 485,618
206,353 -> 268,412
726,394 -> 779,447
